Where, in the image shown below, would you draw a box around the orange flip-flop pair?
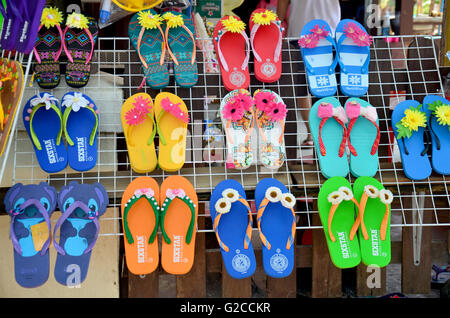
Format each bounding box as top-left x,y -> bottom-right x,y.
121,175 -> 198,275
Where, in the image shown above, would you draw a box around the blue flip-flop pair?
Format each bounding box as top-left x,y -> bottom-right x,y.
4,181 -> 108,288
210,178 -> 297,279
299,19 -> 371,98
23,92 -> 99,173
309,97 -> 380,179
391,95 -> 450,180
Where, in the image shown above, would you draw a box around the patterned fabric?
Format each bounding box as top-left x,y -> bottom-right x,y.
34,27 -> 61,89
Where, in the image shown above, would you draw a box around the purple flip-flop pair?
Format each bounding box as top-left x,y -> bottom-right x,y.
0,0 -> 46,53
4,181 -> 109,288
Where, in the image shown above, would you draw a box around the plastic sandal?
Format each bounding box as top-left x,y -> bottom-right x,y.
121,176 -> 160,275
391,100 -> 432,180
33,6 -> 65,89
422,95 -> 450,175
317,176 -> 362,268
16,0 -> 46,53
213,15 -> 251,91
4,182 -> 57,287
62,12 -> 98,88
210,179 -> 256,279
54,181 -> 109,286
249,9 -> 283,83
255,178 -> 296,278
299,19 -> 338,98
351,176 -> 393,267
61,92 -> 99,172
160,175 -> 198,275
309,97 -> 349,178
128,9 -> 169,90
22,93 -> 68,173
253,89 -> 287,169
154,92 -> 189,172
121,93 -> 157,173
220,89 -> 255,170
344,98 -> 380,177
163,11 -> 198,88
335,19 -> 372,97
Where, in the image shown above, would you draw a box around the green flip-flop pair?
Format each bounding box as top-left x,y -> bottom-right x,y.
317,176 -> 393,269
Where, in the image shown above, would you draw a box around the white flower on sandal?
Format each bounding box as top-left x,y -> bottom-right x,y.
62,92 -> 90,112
30,93 -> 58,110
215,197 -> 231,214
364,185 -> 379,198
222,188 -> 239,203
379,189 -> 394,205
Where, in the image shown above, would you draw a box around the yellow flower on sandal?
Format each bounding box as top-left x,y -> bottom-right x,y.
222,16 -> 245,33
251,9 -> 277,26
163,12 -> 184,28
66,12 -> 89,29
41,7 -> 63,28
435,104 -> 450,126
137,11 -> 163,29
400,108 -> 427,132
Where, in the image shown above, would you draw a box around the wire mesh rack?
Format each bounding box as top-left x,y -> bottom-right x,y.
10,34 -> 450,239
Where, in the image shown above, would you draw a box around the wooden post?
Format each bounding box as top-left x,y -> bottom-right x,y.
266,243 -> 297,298
222,267 -> 253,298
398,0 -> 415,35
128,271 -> 159,298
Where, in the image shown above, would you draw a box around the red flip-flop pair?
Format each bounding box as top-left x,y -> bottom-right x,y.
213,9 -> 284,91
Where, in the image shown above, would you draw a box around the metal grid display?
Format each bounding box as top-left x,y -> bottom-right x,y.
10,34 -> 450,239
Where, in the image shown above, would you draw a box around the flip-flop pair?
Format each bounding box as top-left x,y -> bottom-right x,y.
33,9 -> 98,89
220,89 -> 287,170
121,92 -> 189,173
299,19 -> 372,98
213,9 -> 284,91
309,97 -> 380,178
210,178 -> 296,279
4,181 -> 108,287
392,95 -> 450,180
128,9 -> 198,89
318,176 -> 393,269
23,92 -> 99,173
121,175 -> 198,275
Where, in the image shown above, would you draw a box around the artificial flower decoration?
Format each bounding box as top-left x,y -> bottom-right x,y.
166,188 -> 186,200
265,186 -> 282,203
396,105 -> 427,139
354,30 -> 373,47
222,100 -> 245,122
160,97 -> 189,123
137,11 -> 163,29
134,188 -> 155,199
328,191 -> 343,205
62,92 -> 90,112
343,21 -> 372,46
379,189 -> 394,205
41,7 -> 63,28
30,93 -> 58,110
125,104 -> 150,126
222,188 -> 239,203
427,100 -> 450,127
231,93 -> 254,112
254,91 -> 276,112
338,186 -> 354,201
280,193 -> 296,209
343,22 -> 359,39
215,197 -> 231,214
252,9 -> 277,26
298,34 -> 319,49
133,95 -> 152,110
66,12 -> 89,29
265,101 -> 287,122
163,12 -> 184,28
222,16 -> 246,33
310,24 -> 329,40
364,185 -> 379,198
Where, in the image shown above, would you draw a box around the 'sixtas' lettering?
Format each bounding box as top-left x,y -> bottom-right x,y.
371,230 -> 379,256
173,235 -> 183,263
337,232 -> 349,259
76,137 -> 86,162
44,140 -> 56,164
136,235 -> 146,263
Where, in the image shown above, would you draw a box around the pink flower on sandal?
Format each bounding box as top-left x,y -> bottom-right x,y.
344,22 -> 372,46
298,34 -> 319,49
133,95 -> 151,109
310,24 -> 329,40
166,188 -> 186,200
265,101 -> 287,122
125,105 -> 150,126
222,100 -> 245,122
254,91 -> 276,112
161,97 -> 189,123
354,30 -> 372,47
232,93 -> 254,112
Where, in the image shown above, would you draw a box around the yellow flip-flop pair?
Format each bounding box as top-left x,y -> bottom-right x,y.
121,92 -> 189,173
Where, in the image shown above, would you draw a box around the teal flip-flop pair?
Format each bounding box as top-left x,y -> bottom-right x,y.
128,9 -> 198,89
309,97 -> 380,179
23,92 -> 99,173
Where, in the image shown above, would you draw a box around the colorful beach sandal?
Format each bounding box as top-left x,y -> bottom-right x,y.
121,176 -> 160,275
249,9 -> 283,83
423,95 -> 450,175
351,177 -> 393,267
54,181 -> 109,286
220,89 -> 255,170
63,12 -> 98,88
253,89 -> 287,169
128,9 -> 169,89
121,93 -> 157,173
255,178 -> 296,278
210,179 -> 256,279
163,11 -> 198,87
23,93 -> 67,173
4,182 -> 57,288
213,15 -> 250,91
309,97 -> 349,178
61,92 -> 99,172
160,176 -> 198,275
154,92 -> 189,172
299,19 -> 338,98
335,19 -> 372,97
33,6 -> 65,89
317,177 -> 361,268
345,98 -> 380,177
391,100 -> 432,180
16,0 -> 46,53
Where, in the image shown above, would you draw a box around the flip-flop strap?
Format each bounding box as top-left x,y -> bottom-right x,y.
137,25 -> 166,69
427,114 -> 441,150
28,103 -> 64,151
318,117 -> 348,157
33,24 -> 65,64
216,29 -> 250,72
347,117 -> 380,156
250,21 -> 282,63
123,194 -> 160,245
62,25 -> 95,65
303,35 -> 339,75
326,197 -> 360,242
160,193 -> 196,245
213,197 -> 253,253
257,197 -> 296,250
62,105 -> 98,147
336,34 -> 370,74
9,199 -> 52,256
165,24 -> 196,65
126,114 -> 156,148
156,108 -> 188,146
